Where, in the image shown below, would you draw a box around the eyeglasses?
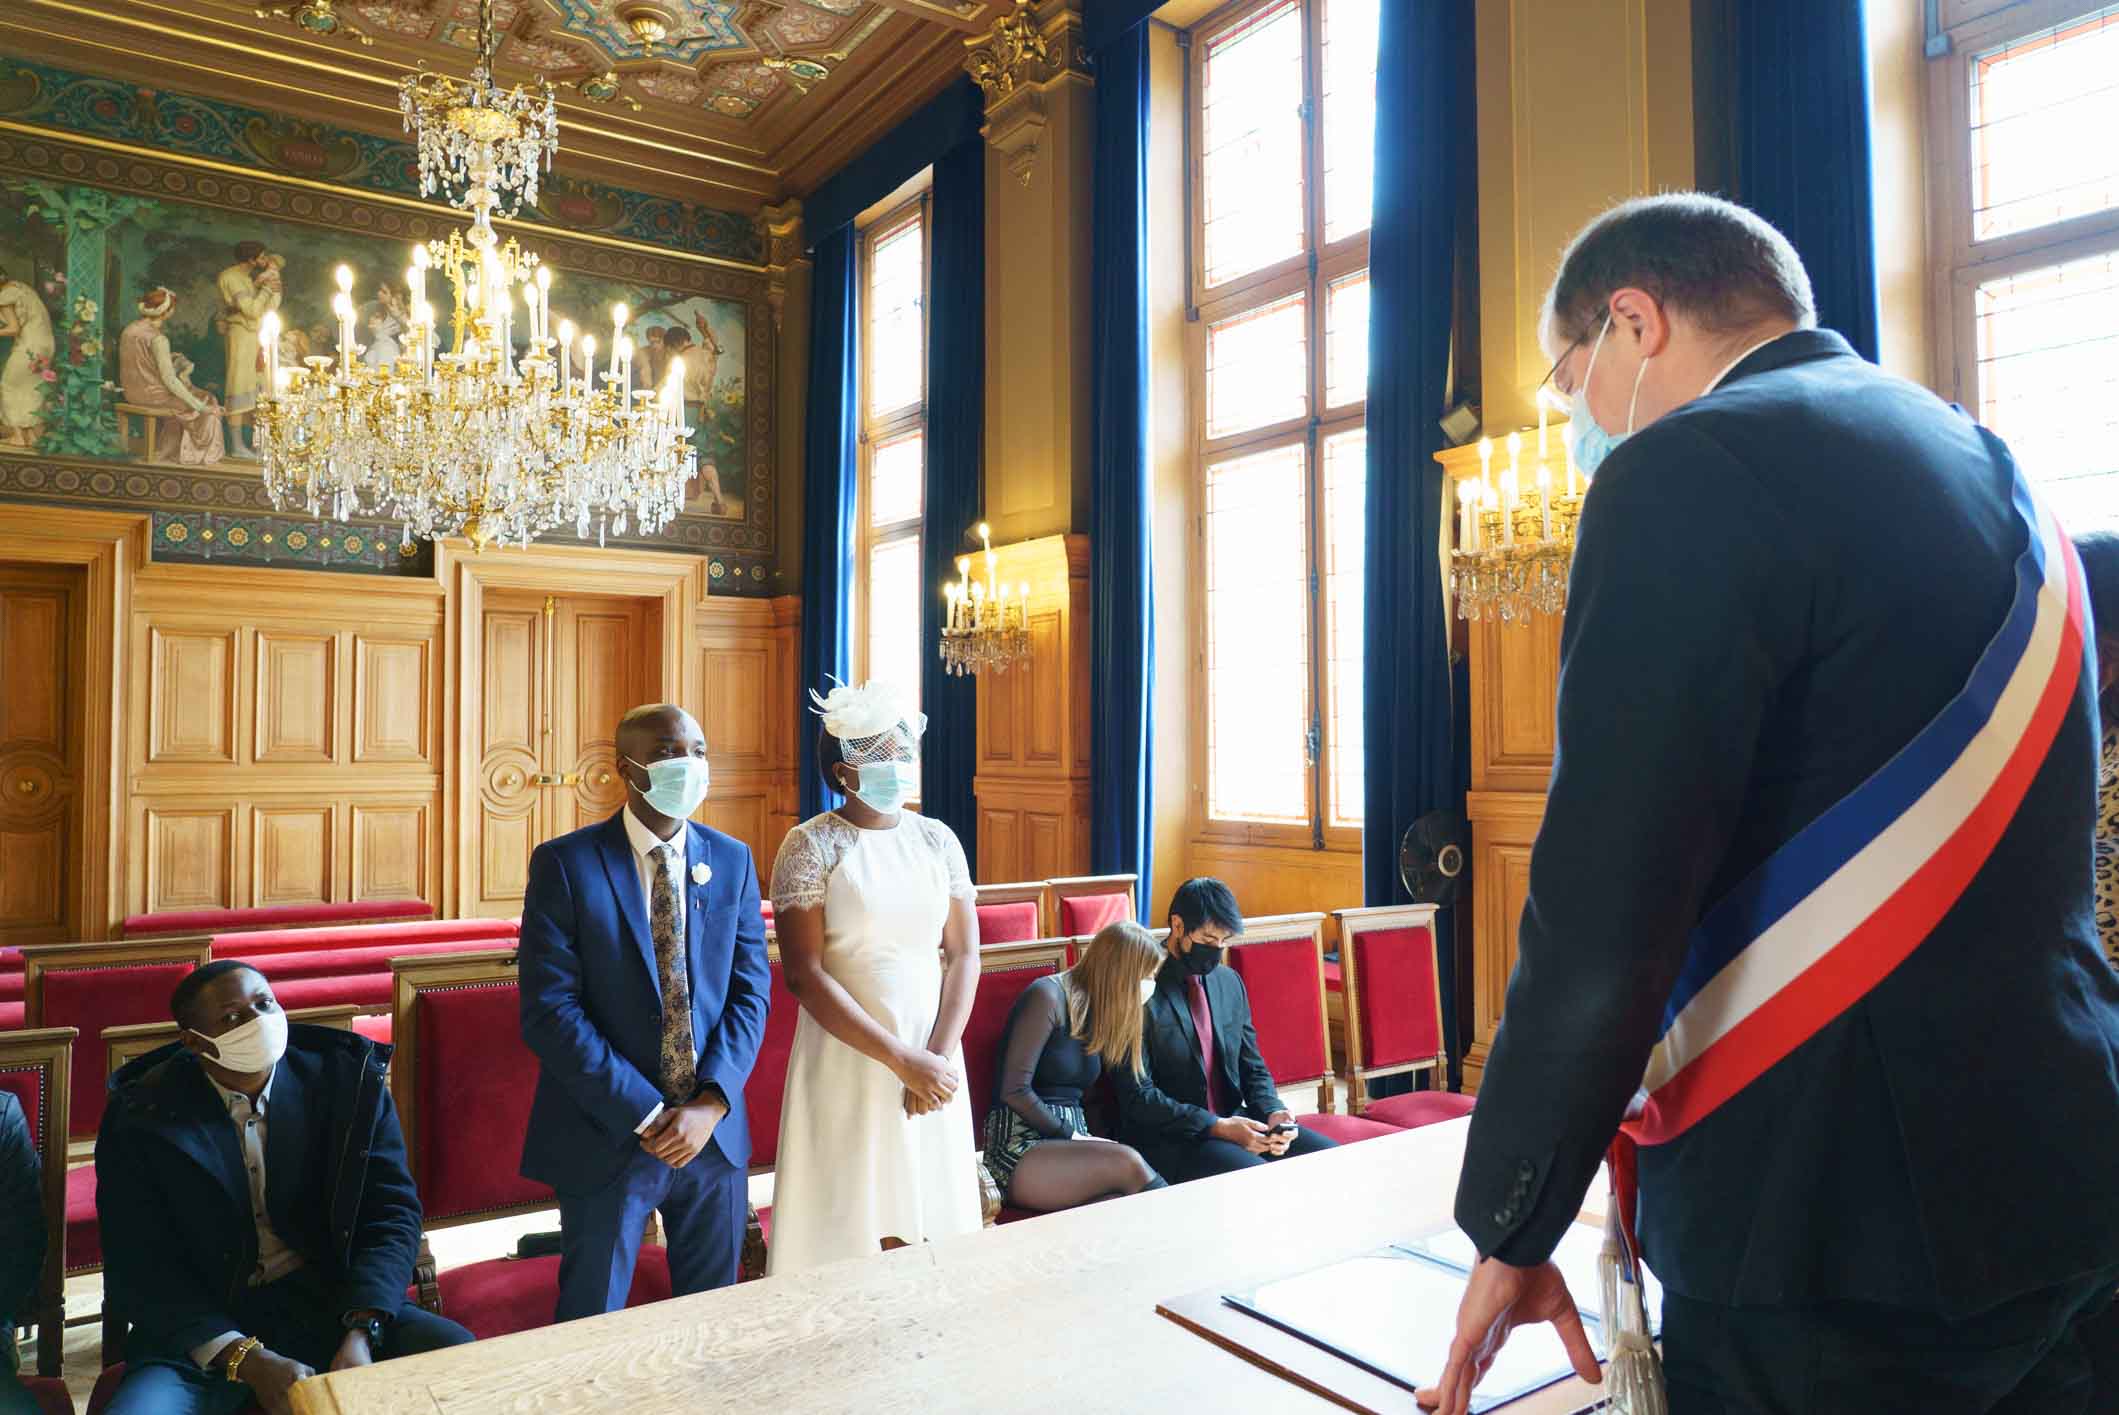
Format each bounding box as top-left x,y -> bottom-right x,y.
1536,306 -> 1608,409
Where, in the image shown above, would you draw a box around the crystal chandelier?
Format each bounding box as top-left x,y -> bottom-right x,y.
1450,401 -> 1586,623
940,523 -> 1032,676
252,0 -> 696,550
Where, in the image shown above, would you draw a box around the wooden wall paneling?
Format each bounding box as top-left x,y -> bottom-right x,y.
144,805 -> 235,911
147,627 -> 237,763
252,804 -> 333,906
1470,611 -> 1562,794
1462,790 -> 1545,1094
475,593 -> 546,917
695,595 -> 800,879
254,631 -> 337,763
0,564 -> 87,946
350,801 -> 430,901
552,595 -> 656,838
354,636 -> 432,764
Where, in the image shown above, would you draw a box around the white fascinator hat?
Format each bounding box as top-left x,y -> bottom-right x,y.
809,678 -> 927,766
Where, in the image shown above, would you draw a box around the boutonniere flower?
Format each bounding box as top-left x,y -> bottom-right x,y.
692,862 -> 711,886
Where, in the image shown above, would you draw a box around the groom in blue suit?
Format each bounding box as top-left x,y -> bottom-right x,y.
519,702 -> 771,1322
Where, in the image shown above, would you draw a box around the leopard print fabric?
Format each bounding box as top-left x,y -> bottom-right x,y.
2097,720 -> 2119,969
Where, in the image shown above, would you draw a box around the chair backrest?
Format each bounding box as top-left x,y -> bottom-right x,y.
390,950 -> 552,1228
104,1005 -> 359,1079
961,939 -> 1070,1121
210,916 -> 518,958
21,940 -> 210,1144
1330,904 -> 1446,1079
973,882 -> 1048,944
1046,874 -> 1137,940
0,1028 -> 74,1340
123,899 -> 435,938
1222,913 -> 1331,1088
743,942 -> 800,1173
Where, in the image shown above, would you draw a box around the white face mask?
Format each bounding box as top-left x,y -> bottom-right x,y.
196,1008 -> 288,1075
1138,978 -> 1156,1005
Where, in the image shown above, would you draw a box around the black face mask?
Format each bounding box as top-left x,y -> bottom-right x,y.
1179,940 -> 1223,976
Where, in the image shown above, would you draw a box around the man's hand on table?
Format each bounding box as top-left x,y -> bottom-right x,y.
1415,1256 -> 1601,1415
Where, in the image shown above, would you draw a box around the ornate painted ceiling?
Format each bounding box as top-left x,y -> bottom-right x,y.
1,0 -> 1011,214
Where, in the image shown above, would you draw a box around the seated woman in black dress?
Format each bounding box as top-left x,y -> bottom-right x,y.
982,921 -> 1168,1211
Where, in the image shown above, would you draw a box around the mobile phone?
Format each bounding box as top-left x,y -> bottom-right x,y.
1266,1122 -> 1298,1137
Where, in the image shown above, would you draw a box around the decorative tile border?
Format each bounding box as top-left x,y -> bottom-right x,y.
150,509 -> 434,575
0,57 -> 764,266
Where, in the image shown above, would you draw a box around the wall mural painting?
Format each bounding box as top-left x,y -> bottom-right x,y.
0,63 -> 777,589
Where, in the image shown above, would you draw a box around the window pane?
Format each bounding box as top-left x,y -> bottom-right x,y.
867,216 -> 924,419
1201,0 -> 1306,286
1207,293 -> 1309,438
866,534 -> 924,721
1326,270 -> 1371,408
1205,442 -> 1312,825
1976,251 -> 2119,528
1323,0 -> 1380,244
870,431 -> 924,528
1971,5 -> 2119,241
1322,427 -> 1366,829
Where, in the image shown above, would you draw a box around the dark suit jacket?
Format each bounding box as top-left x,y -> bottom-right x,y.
518,811 -> 770,1193
0,1090 -> 42,1334
1457,330 -> 2119,1319
95,1026 -> 421,1364
1112,959 -> 1284,1160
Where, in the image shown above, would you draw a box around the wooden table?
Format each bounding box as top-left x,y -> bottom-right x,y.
293,1119 -> 1606,1414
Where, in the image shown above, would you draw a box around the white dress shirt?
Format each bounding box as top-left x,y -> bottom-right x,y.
190,1067 -> 303,1368
624,805 -> 689,1135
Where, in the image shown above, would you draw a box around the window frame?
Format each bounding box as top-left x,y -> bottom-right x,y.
1186,0 -> 1372,852
854,193 -> 930,722
1924,0 -> 2119,430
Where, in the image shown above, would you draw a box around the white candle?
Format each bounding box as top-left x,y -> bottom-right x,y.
617,335 -> 634,392
1537,395 -> 1549,461
612,302 -> 629,353
1537,463 -> 1552,540
411,244 -> 429,308
332,291 -> 354,375
558,319 -> 574,389
260,310 -> 280,392
534,266 -> 552,342
1478,436 -> 1495,501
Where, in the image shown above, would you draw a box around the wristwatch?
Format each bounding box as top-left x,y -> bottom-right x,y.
342,1309 -> 388,1351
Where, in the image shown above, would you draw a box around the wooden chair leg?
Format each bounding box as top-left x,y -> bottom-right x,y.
98,1304 -> 124,1370
415,1235 -> 442,1315
37,1295 -> 63,1379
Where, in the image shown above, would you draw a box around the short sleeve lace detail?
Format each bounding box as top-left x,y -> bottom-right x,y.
770,814 -> 860,913
917,815 -> 977,904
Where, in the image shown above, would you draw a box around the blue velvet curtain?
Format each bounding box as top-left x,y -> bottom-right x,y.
1729,0 -> 1881,362
1088,21 -> 1155,921
919,137 -> 986,868
1362,0 -> 1472,1080
797,227 -> 858,818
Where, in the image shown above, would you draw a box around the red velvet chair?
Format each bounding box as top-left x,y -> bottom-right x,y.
390,951 -> 669,1340
962,940 -> 1069,1227
17,1374 -> 73,1415
1329,904 -> 1473,1129
0,1028 -> 72,1379
973,882 -> 1048,945
20,940 -> 209,1149
235,937 -> 520,983
206,917 -> 519,958
1045,875 -> 1137,944
121,899 -> 434,939
1221,914 -> 1399,1146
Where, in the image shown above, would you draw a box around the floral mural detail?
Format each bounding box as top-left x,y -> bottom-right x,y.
703,61 -> 784,106
634,71 -> 708,104
351,2 -> 436,37
766,3 -> 847,46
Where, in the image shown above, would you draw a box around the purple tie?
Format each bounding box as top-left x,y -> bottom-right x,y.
1188,975 -> 1232,1115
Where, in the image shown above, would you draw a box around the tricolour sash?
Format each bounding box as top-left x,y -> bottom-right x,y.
1627,460 -> 2086,1147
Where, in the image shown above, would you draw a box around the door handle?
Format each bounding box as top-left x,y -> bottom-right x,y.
531,772 -> 581,787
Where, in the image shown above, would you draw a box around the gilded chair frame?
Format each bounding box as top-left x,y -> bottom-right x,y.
0,1026 -> 75,1379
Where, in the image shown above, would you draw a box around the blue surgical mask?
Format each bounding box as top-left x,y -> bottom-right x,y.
851,760 -> 917,815
1564,315 -> 1651,476
624,753 -> 710,820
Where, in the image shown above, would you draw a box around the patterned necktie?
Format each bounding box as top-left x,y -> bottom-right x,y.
1187,975 -> 1232,1115
649,840 -> 696,1105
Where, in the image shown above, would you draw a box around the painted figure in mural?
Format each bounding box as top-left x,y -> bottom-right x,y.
640,325 -> 669,394
692,309 -> 722,398
0,263 -> 56,449
360,280 -> 407,370
120,288 -> 226,466
215,239 -> 281,453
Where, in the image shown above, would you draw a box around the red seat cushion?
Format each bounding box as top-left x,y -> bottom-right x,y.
39,958 -> 199,1140
741,962 -> 799,1169
211,918 -> 518,957
411,980 -> 552,1221
961,961 -> 1062,1121
1057,892 -> 1130,938
1224,938 -> 1328,1085
1323,958 -> 1343,992
239,938 -> 510,982
0,971 -> 22,1004
431,1246 -> 671,1341
1352,924 -> 1443,1069
88,1364 -> 261,1415
1363,1090 -> 1476,1130
125,900 -> 432,937
974,901 -> 1040,946
351,1013 -> 393,1044
0,1000 -> 21,1030
1299,1111 -> 1405,1146
266,973 -> 394,1011
65,1162 -> 98,1271
20,1375 -> 73,1415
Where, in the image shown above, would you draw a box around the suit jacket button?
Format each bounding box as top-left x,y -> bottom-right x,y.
1517,1161 -> 1535,1181
1492,1209 -> 1512,1226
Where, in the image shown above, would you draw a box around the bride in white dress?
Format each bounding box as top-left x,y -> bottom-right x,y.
767,680 -> 983,1275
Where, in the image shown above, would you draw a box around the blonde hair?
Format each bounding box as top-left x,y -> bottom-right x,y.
1064,920 -> 1164,1075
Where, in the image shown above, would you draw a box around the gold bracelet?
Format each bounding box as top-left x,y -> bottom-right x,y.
224,1335 -> 263,1383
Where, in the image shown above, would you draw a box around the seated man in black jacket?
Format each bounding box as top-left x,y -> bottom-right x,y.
1110,878 -> 1337,1183
97,961 -> 472,1415
0,1089 -> 45,1415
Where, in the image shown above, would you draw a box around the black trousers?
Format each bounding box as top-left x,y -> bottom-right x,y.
105,1267 -> 473,1415
1150,1125 -> 1338,1185
1663,1270 -> 2119,1415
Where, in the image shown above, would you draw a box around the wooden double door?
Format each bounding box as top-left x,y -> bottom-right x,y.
471,591 -> 660,918
0,564 -> 86,947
